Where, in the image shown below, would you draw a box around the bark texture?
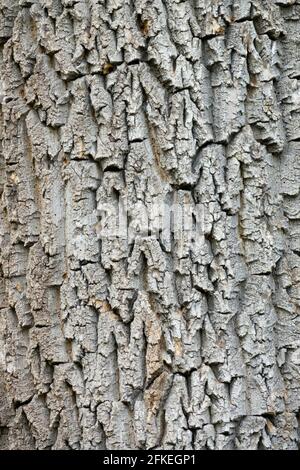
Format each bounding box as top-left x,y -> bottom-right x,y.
1,0 -> 300,450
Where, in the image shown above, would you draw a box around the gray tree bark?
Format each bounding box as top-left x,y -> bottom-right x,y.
0,0 -> 300,451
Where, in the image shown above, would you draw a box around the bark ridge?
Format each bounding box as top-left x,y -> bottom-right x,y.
0,0 -> 300,450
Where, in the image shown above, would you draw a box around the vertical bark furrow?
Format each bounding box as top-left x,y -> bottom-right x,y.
0,0 -> 300,450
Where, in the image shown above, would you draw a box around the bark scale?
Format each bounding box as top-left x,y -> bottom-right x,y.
0,0 -> 300,450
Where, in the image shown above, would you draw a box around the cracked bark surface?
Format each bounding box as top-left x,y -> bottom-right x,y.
0,0 -> 300,450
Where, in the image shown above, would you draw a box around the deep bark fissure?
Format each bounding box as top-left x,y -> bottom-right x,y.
0,0 -> 300,451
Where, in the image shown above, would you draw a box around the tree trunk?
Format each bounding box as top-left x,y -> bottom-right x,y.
0,0 -> 300,451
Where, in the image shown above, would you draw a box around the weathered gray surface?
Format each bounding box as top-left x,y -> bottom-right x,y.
0,0 -> 300,450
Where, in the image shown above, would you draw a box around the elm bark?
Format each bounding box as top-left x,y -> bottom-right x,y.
0,0 -> 300,450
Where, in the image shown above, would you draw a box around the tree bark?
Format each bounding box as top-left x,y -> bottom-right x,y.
0,0 -> 300,450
